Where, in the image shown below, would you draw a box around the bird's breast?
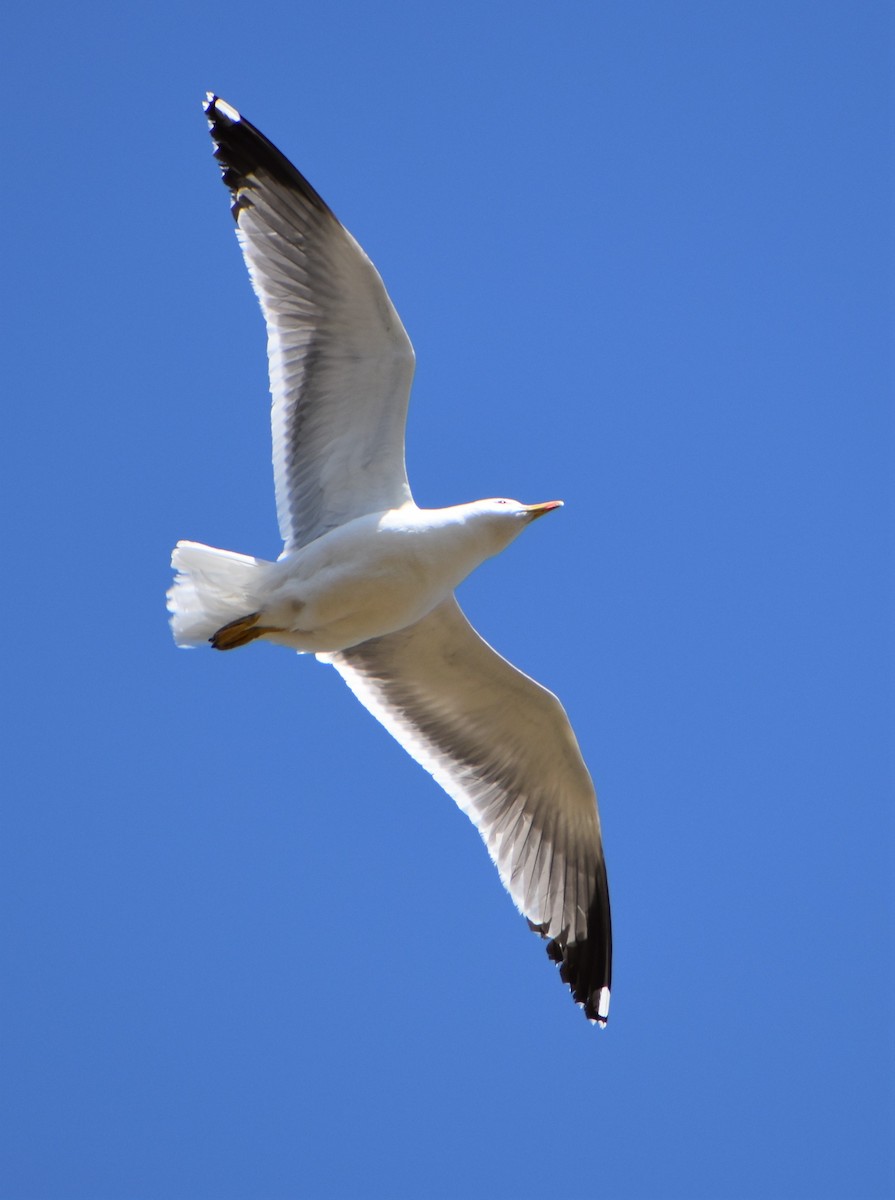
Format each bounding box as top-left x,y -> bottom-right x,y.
263,516 -> 474,652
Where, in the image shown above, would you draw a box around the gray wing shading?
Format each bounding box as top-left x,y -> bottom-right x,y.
204,95 -> 415,552
321,597 -> 612,1025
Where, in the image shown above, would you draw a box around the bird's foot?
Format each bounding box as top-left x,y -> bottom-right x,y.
210,612 -> 280,650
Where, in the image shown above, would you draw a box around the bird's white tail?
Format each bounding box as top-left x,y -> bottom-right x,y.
167,540 -> 275,647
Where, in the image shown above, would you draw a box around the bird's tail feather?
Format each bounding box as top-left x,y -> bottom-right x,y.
167,540 -> 275,648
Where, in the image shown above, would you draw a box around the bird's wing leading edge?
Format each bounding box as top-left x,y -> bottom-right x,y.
204,95 -> 416,552
322,597 -> 612,1025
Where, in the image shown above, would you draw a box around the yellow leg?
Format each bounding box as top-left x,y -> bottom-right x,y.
210,612 -> 283,651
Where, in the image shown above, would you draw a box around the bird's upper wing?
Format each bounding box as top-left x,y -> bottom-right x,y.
205,95 -> 415,552
321,597 -> 611,1024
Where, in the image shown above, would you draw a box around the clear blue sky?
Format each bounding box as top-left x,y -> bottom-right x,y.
2,3 -> 892,1197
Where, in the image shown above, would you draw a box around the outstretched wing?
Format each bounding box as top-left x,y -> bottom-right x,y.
322,597 -> 612,1025
205,95 -> 415,552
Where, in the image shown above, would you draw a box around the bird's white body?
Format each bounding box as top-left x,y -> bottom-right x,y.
171,499 -> 533,654
168,95 -> 612,1025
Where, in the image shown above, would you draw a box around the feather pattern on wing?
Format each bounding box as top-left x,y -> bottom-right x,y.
321,597 -> 612,1024
204,95 -> 415,552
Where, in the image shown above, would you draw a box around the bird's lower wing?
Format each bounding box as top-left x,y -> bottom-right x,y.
321,597 -> 611,1024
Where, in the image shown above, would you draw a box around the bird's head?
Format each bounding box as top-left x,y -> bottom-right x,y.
465,497 -> 564,555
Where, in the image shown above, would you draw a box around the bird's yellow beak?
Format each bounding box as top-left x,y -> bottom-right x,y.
524,500 -> 564,522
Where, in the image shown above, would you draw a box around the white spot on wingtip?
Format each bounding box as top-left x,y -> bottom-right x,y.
213,97 -> 241,124
598,987 -> 610,1021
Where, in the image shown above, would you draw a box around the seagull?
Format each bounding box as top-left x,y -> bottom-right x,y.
168,95 -> 612,1025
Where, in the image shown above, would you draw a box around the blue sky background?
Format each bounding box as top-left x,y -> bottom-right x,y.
2,3 -> 892,1198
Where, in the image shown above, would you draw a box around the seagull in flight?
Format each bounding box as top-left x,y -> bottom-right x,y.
168,95 -> 612,1025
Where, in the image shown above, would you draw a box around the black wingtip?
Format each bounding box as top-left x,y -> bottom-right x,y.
201,93 -> 334,223
533,861 -> 613,1026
